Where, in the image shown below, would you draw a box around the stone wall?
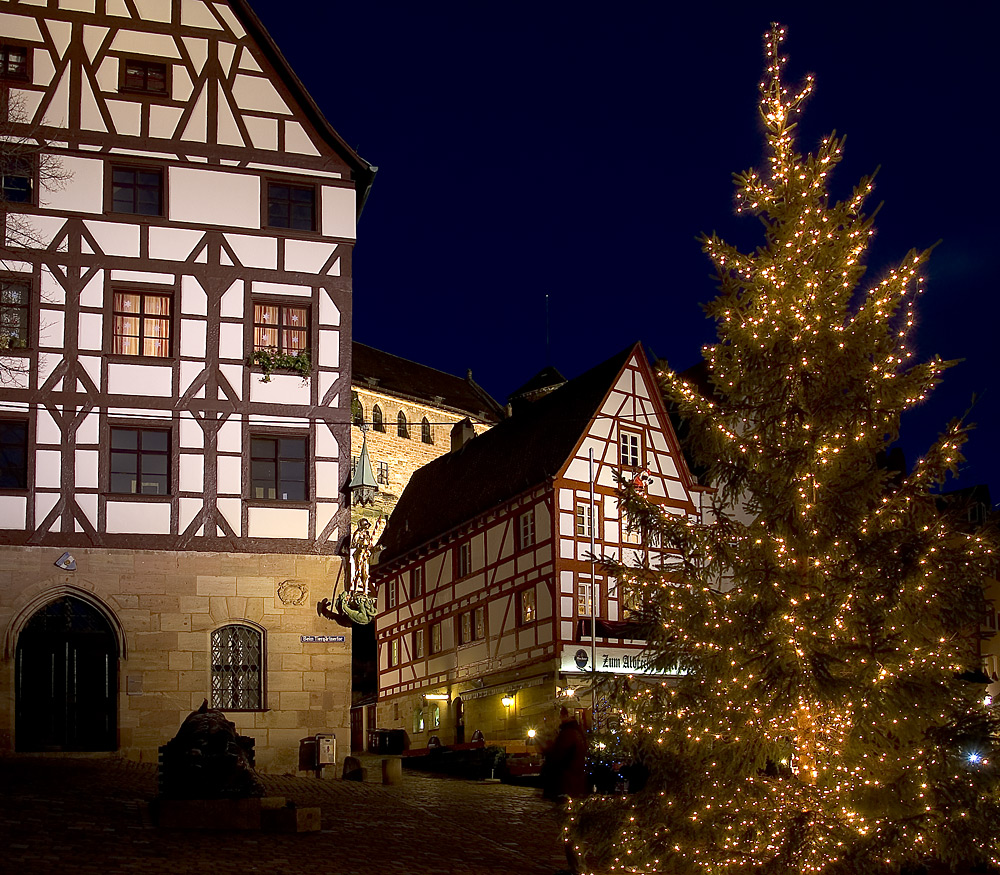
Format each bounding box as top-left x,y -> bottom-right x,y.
0,546 -> 351,773
351,387 -> 493,523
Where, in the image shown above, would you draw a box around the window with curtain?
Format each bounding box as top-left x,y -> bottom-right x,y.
112,291 -> 170,357
253,302 -> 308,354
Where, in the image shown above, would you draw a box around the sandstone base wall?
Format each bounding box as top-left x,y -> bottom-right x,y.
0,546 -> 351,773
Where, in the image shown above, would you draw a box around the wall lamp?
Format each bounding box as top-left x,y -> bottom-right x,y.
501,695 -> 515,708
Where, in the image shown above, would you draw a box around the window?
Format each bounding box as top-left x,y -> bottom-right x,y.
519,588 -> 536,625
267,182 -> 315,231
397,411 -> 409,439
428,703 -> 440,729
253,302 -> 308,354
518,511 -> 535,549
372,405 -> 384,432
1,158 -> 33,205
413,628 -> 425,659
0,420 -> 28,489
0,280 -> 30,350
414,706 -> 425,733
620,578 -> 643,619
211,624 -> 263,710
388,637 -> 399,667
111,166 -> 163,216
430,622 -> 443,654
351,392 -> 364,427
411,564 -> 424,599
350,455 -> 359,476
112,290 -> 170,357
576,503 -> 593,538
250,435 -> 307,500
459,606 -> 485,645
578,579 -> 599,617
457,542 -> 472,577
421,417 -> 432,444
620,430 -> 641,468
622,511 -> 641,545
376,461 -> 389,485
387,579 -> 396,610
110,427 -> 169,494
120,58 -> 168,94
0,44 -> 29,81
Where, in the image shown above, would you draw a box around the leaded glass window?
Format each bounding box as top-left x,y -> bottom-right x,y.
211,625 -> 263,710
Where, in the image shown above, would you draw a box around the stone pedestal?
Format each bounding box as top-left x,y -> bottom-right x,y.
382,757 -> 402,785
156,796 -> 320,832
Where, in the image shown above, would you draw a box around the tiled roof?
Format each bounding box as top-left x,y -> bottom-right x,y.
351,342 -> 504,423
375,343 -> 639,565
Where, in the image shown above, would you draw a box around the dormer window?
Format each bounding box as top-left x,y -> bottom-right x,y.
121,58 -> 168,95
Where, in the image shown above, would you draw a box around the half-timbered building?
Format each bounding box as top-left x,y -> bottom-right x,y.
346,342 -> 503,748
0,0 -> 374,770
371,344 -> 710,749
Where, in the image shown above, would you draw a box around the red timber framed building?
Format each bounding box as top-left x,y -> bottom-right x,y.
371,344 -> 710,750
0,0 -> 374,769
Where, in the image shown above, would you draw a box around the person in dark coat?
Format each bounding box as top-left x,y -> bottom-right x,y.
541,707 -> 588,874
542,707 -> 588,800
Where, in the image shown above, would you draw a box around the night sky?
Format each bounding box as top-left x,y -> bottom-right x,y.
250,1 -> 1000,497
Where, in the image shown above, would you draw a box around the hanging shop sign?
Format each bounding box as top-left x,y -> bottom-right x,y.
300,635 -> 346,643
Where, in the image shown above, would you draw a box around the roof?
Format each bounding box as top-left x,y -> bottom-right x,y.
374,343 -> 639,565
230,0 -> 376,215
351,342 -> 505,423
509,366 -> 567,401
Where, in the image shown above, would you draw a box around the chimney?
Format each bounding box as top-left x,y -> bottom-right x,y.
451,417 -> 476,453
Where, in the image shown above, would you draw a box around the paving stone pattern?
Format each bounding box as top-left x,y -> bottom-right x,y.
0,757 -> 568,874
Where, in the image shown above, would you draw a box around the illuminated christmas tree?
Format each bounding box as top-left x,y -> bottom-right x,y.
575,24 -> 1000,875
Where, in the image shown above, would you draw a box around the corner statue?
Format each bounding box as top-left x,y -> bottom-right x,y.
351,516 -> 385,592
330,516 -> 384,625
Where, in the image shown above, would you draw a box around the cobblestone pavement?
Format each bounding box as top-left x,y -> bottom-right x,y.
0,756 -> 568,875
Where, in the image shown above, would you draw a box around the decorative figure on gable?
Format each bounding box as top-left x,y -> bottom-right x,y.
631,466 -> 653,494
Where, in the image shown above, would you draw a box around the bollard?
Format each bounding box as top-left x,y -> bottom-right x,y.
381,757 -> 402,785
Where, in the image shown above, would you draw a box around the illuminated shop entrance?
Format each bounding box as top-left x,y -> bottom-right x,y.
15,597 -> 118,752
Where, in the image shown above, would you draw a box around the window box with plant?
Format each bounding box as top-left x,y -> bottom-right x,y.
249,346 -> 311,382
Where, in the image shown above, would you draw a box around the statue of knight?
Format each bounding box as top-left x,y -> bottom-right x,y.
327,515 -> 384,624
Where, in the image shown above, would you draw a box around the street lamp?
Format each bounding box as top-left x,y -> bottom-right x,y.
348,432 -> 378,507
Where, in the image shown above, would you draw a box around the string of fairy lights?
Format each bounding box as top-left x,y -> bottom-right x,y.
567,24 -> 1000,875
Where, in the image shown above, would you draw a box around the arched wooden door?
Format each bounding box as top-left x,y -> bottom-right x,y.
15,596 -> 118,752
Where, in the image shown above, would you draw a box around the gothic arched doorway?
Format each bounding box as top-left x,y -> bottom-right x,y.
15,596 -> 118,751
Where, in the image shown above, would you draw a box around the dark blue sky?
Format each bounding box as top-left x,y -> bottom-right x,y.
251,1 -> 1000,495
